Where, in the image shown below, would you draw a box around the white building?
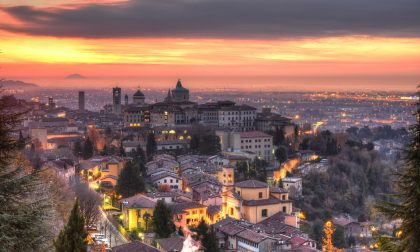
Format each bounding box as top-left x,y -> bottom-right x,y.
218,105 -> 257,132
151,172 -> 182,190
282,177 -> 302,196
216,130 -> 274,161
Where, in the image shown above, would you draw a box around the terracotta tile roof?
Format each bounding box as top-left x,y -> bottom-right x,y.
242,197 -> 282,206
112,241 -> 160,252
240,131 -> 272,138
169,201 -> 205,214
235,179 -> 267,188
150,172 -> 181,182
121,194 -> 156,209
237,229 -> 266,243
218,223 -> 245,236
156,236 -> 184,251
269,187 -> 289,194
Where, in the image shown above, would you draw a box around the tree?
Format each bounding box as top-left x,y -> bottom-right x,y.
54,200 -> 87,252
197,218 -> 208,238
82,137 -> 93,159
376,91 -> 420,252
275,146 -> 288,164
322,220 -> 339,252
143,212 -> 151,231
204,227 -> 219,252
17,130 -> 25,149
332,226 -> 346,249
73,141 -> 83,157
146,132 -> 157,160
132,145 -> 146,164
116,161 -> 145,198
190,134 -> 200,150
273,127 -> 285,146
199,135 -> 221,155
196,219 -> 219,252
0,93 -> 53,251
152,200 -> 175,238
100,144 -> 109,156
119,142 -> 125,157
178,226 -> 184,236
73,182 -> 101,227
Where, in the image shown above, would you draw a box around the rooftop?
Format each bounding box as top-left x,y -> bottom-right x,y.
240,131 -> 272,139
156,236 -> 184,251
169,201 -> 205,214
112,241 -> 160,252
237,229 -> 267,244
235,179 -> 267,188
121,194 -> 156,209
242,197 -> 283,206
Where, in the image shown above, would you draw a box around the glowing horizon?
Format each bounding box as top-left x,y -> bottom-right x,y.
0,0 -> 419,91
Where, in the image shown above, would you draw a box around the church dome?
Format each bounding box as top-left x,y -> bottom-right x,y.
133,89 -> 145,97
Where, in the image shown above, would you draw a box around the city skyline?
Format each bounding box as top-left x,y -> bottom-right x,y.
1,0 -> 419,91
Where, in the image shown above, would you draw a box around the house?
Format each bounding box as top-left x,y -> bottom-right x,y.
157,139 -> 189,151
101,156 -> 125,178
223,179 -> 293,224
78,160 -> 101,181
151,172 -> 182,190
170,201 -> 207,228
213,217 -> 317,252
121,194 -> 156,231
282,177 -> 303,196
145,191 -> 179,204
216,130 -> 274,161
41,158 -> 75,183
112,241 -> 160,252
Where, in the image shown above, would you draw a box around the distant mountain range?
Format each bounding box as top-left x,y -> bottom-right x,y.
0,79 -> 39,89
66,73 -> 86,79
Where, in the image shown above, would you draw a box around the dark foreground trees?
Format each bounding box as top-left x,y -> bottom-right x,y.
54,200 -> 87,252
377,91 -> 420,252
0,93 -> 53,251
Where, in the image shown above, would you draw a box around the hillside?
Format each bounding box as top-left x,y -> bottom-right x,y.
0,79 -> 39,89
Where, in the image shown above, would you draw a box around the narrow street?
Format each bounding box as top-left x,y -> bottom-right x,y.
97,208 -> 128,248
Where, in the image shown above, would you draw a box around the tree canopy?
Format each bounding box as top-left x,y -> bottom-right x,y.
152,200 -> 175,238
54,200 -> 87,252
116,161 -> 145,198
376,93 -> 420,251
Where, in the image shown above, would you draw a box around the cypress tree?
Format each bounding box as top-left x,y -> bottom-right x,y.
119,142 -> 125,157
82,137 -> 93,159
134,145 -> 146,164
116,161 -> 145,198
377,89 -> 420,252
73,141 -> 82,157
146,132 -> 157,160
152,200 -> 175,238
54,199 -> 87,252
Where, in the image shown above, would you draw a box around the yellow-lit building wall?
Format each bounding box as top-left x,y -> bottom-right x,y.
235,187 -> 269,201
173,207 -> 207,228
123,208 -> 154,231
242,203 -> 284,224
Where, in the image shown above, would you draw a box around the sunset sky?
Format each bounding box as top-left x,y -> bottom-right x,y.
0,0 -> 419,91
